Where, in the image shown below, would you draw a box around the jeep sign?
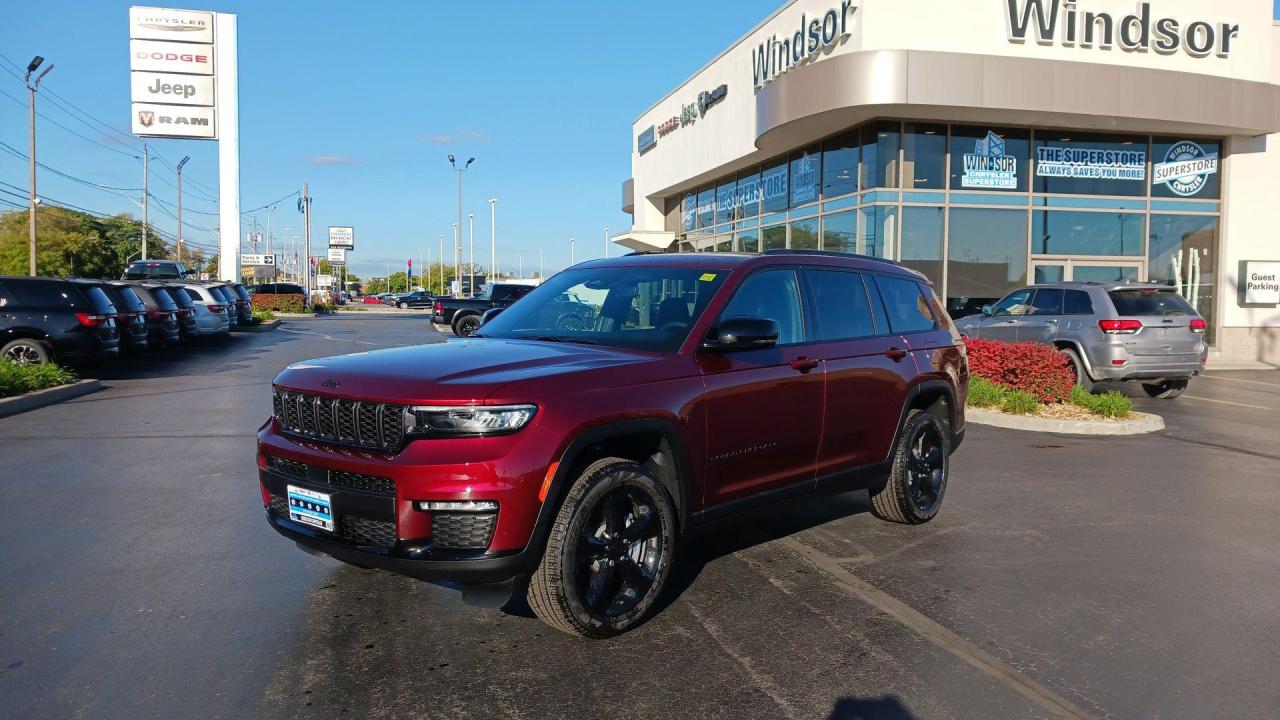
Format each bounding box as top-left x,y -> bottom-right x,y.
130,72 -> 214,107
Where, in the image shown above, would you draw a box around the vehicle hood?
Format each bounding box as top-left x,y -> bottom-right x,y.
272,338 -> 660,405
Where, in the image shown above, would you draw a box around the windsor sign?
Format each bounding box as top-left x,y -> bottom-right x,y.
1006,1 -> 1239,58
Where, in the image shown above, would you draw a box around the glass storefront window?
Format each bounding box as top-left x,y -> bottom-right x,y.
714,235 -> 733,252
1031,210 -> 1144,256
736,169 -> 761,220
762,160 -> 789,213
1033,132 -> 1148,196
822,210 -> 857,253
822,131 -> 857,198
681,193 -> 696,232
947,207 -> 1028,318
859,205 -> 897,259
860,122 -> 900,190
950,126 -> 1029,192
1151,137 -> 1221,199
790,146 -> 821,206
900,206 -> 944,288
715,179 -> 737,225
902,124 -> 946,189
1148,214 -> 1218,341
695,187 -> 715,229
790,216 -> 820,250
762,224 -> 787,251
738,227 -> 760,253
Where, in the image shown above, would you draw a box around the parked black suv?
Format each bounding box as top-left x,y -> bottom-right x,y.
70,280 -> 149,353
122,260 -> 192,280
127,284 -> 182,348
0,276 -> 120,364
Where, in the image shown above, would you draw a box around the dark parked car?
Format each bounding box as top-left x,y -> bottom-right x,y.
71,280 -> 149,353
148,285 -> 199,341
207,285 -> 240,328
127,284 -> 182,348
260,251 -> 968,637
393,290 -> 434,309
0,276 -> 120,364
228,283 -> 254,323
432,283 -> 536,336
250,282 -> 306,296
122,260 -> 192,280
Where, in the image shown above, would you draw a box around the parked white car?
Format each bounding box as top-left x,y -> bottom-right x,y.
170,283 -> 232,336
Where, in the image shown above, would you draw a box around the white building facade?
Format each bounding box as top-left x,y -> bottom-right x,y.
619,0 -> 1280,365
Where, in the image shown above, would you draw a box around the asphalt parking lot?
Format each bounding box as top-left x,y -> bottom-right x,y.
1,313 -> 1277,720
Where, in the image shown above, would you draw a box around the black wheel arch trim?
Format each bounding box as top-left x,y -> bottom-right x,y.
1053,339 -> 1097,379
886,379 -> 961,463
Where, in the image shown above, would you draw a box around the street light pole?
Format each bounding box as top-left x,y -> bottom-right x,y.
468,213 -> 475,298
176,156 -> 190,263
438,234 -> 444,295
25,56 -> 52,276
488,198 -> 497,284
142,143 -> 149,260
452,223 -> 459,296
603,227 -> 610,259
570,238 -> 575,266
266,203 -> 276,255
539,248 -> 544,279
447,155 -> 474,296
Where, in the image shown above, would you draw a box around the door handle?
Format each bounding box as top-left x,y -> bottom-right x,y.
788,357 -> 819,373
885,347 -> 908,361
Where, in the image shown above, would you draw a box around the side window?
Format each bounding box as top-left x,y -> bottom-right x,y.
7,281 -> 78,308
873,275 -> 936,334
718,269 -> 805,345
1029,289 -> 1064,316
804,269 -> 877,341
1063,290 -> 1094,315
991,288 -> 1034,317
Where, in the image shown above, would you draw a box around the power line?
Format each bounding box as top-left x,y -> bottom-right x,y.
242,190 -> 300,215
0,87 -> 143,160
0,139 -> 143,192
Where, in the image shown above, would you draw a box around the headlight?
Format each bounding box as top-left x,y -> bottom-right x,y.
407,404 -> 536,437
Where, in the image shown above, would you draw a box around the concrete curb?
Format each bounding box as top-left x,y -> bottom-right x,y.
0,379 -> 104,419
967,407 -> 1165,436
231,319 -> 281,332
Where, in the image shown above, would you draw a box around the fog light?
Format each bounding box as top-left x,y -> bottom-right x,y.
416,500 -> 498,512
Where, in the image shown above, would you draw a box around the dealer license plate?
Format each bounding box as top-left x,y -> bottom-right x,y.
287,484 -> 334,533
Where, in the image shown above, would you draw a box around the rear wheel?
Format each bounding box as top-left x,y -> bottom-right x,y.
1060,347 -> 1095,393
1142,379 -> 1189,399
397,302 -> 409,309
526,458 -> 677,639
870,410 -> 949,525
455,314 -> 481,337
2,338 -> 50,365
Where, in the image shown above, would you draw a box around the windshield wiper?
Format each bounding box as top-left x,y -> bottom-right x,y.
533,335 -> 599,345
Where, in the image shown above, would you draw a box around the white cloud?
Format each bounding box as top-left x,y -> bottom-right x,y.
307,155 -> 360,166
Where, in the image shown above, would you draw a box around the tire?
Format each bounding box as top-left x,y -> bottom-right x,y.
1059,347 -> 1095,393
455,315 -> 482,337
1142,379 -> 1189,399
870,410 -> 950,525
2,338 -> 51,365
398,302 -> 408,309
526,458 -> 678,639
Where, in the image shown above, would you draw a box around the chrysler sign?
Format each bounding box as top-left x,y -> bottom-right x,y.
129,6 -> 214,43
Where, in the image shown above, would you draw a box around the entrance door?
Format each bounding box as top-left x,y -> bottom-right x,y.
1032,259 -> 1144,283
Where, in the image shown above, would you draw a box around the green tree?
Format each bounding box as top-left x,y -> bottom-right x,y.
0,207 -> 171,278
364,277 -> 388,294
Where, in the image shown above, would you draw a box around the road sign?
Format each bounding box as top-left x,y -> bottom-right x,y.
328,226 -> 354,249
241,253 -> 275,266
327,248 -> 346,264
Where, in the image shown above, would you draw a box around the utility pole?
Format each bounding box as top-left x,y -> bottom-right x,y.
489,198 -> 497,284
468,213 -> 475,298
176,155 -> 190,263
25,56 -> 51,276
518,253 -> 522,279
570,237 -> 576,266
142,144 -> 149,260
603,227 -> 610,258
539,248 -> 544,279
265,203 -> 275,255
301,183 -> 312,299
438,234 -> 444,295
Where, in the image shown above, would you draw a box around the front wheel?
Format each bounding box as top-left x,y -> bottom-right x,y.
1142,379 -> 1189,399
454,315 -> 481,337
870,410 -> 950,525
526,458 -> 677,639
397,302 -> 408,309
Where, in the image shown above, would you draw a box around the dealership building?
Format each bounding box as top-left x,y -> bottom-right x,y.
617,0 -> 1280,365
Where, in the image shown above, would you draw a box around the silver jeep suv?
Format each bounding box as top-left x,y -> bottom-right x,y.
954,282 -> 1207,399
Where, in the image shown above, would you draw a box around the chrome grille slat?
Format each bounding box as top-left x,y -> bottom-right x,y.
272,390 -> 405,451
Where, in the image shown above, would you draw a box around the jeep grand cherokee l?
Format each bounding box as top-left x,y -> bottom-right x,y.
259,251 -> 968,637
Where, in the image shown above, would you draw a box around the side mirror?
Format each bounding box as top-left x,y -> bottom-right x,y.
703,316 -> 779,352
981,305 -> 993,317
480,307 -> 505,325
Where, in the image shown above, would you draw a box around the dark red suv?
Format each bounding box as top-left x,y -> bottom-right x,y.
258,251 -> 968,637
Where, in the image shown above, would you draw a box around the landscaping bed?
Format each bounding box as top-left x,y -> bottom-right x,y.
0,359 -> 78,398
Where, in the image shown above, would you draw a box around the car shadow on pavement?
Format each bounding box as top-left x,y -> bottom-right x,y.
89,332 -> 297,380
827,695 -> 918,719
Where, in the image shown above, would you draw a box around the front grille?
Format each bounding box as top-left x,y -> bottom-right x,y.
432,512 -> 497,550
269,493 -> 289,517
263,454 -> 395,497
266,455 -> 307,479
341,515 -> 396,547
273,390 -> 407,451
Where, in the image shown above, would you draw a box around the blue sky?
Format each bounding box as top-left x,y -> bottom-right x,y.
0,0 -> 781,278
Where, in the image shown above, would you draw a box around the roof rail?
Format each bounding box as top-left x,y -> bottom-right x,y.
761,249 -> 903,267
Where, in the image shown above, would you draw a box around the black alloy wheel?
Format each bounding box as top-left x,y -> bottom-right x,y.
905,422 -> 946,514
870,409 -> 950,525
455,315 -> 481,337
1,339 -> 50,365
574,486 -> 664,618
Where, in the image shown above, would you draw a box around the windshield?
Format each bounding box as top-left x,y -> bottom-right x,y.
477,266 -> 729,353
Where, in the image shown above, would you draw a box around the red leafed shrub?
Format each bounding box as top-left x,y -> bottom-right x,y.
250,294 -> 306,313
964,338 -> 1073,404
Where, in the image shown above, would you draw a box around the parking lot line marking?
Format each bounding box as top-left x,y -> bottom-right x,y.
1181,395 -> 1271,411
278,327 -> 377,345
1200,374 -> 1280,388
778,536 -> 1097,720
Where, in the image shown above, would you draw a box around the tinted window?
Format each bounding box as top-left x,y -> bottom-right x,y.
874,276 -> 935,333
6,280 -> 79,308
1029,289 -> 1063,315
1033,132 -> 1148,196
148,288 -> 178,311
805,270 -> 877,341
1107,289 -> 1197,316
719,269 -> 804,345
902,123 -> 945,189
762,160 -> 789,213
167,287 -> 194,308
789,146 -> 820,206
1063,290 -> 1094,315
84,287 -> 117,314
232,285 -> 251,301
113,286 -> 147,313
1032,210 -> 1143,256
822,131 -> 857,198
185,289 -> 203,302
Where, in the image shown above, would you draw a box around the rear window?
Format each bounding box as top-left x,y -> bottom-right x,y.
83,287 -> 117,314
109,286 -> 147,313
185,288 -> 203,302
148,287 -> 178,311
232,285 -> 251,301
1107,289 -> 1196,317
873,275 -> 936,334
167,287 -> 194,308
